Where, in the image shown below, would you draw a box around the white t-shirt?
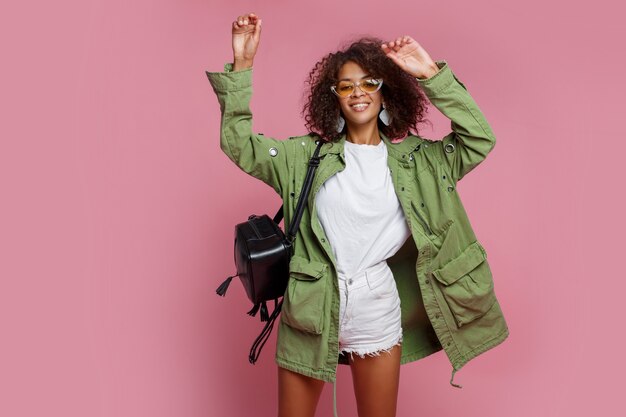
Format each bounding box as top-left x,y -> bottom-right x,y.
315,139 -> 412,279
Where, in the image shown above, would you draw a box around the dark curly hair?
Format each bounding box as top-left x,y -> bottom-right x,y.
301,36 -> 432,143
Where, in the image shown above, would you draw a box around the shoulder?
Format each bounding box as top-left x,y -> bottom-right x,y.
286,133 -> 325,156
287,133 -> 322,143
402,133 -> 446,167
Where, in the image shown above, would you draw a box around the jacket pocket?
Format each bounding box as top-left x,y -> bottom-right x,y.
431,241 -> 496,328
281,256 -> 328,334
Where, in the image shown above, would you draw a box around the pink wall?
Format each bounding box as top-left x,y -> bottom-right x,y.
2,0 -> 624,416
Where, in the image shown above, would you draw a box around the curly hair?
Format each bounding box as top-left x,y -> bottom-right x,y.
301,36 -> 432,143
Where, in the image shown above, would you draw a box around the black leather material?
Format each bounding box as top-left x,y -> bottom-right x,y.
234,214 -> 291,304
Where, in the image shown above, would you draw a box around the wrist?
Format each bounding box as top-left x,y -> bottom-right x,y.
415,63 -> 440,80
233,58 -> 254,71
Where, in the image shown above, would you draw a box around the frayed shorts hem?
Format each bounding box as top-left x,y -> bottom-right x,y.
340,333 -> 403,361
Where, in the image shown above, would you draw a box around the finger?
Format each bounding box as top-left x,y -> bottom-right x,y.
382,43 -> 396,57
386,51 -> 402,67
253,19 -> 262,40
382,44 -> 398,59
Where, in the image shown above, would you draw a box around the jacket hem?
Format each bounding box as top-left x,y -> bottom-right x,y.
452,325 -> 510,370
275,356 -> 337,383
400,343 -> 443,365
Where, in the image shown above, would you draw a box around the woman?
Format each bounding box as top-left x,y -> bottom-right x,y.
207,12 -> 509,417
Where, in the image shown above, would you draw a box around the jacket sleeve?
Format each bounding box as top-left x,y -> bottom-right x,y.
417,60 -> 496,183
205,62 -> 293,195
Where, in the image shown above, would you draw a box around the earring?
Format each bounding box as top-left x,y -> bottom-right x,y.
336,115 -> 345,132
379,102 -> 391,126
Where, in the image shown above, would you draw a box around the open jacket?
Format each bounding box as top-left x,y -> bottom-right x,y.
206,60 -> 509,387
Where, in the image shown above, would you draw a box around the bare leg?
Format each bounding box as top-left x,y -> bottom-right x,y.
349,343 -> 402,417
278,366 -> 325,417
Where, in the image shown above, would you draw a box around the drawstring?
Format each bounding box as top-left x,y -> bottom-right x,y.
333,380 -> 339,417
450,367 -> 463,388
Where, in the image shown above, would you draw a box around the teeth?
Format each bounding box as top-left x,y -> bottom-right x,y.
351,103 -> 368,110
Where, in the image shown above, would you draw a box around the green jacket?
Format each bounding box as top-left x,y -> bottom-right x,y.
206,60 -> 509,388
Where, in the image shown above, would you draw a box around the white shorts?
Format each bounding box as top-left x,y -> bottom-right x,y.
337,260 -> 403,360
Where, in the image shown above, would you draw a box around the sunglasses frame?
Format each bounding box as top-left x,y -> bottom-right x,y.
330,78 -> 384,98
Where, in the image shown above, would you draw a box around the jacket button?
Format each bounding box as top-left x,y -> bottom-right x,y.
445,143 -> 455,153
348,278 -> 353,285
447,186 -> 454,192
301,141 -> 306,146
425,279 -> 430,284
321,238 -> 326,242
269,147 -> 278,157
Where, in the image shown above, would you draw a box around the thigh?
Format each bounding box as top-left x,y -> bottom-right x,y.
349,343 -> 402,417
278,366 -> 325,417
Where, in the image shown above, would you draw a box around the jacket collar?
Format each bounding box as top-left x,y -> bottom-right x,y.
318,131 -> 423,161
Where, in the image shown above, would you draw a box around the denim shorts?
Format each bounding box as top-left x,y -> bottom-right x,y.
337,260 -> 403,360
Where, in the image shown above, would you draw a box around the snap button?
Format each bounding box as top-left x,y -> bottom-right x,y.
301,141 -> 306,146
435,314 -> 440,319
269,147 -> 278,157
321,238 -> 326,242
348,278 -> 353,285
447,186 -> 454,192
445,143 -> 455,153
409,154 -> 414,161
425,279 -> 430,284
315,140 -> 320,145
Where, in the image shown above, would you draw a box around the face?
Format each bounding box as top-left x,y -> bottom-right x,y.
334,60 -> 383,130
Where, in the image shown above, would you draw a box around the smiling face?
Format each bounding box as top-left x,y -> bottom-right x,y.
335,60 -> 383,131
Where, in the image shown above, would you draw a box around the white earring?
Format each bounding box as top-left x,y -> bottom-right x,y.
379,102 -> 391,126
336,115 -> 345,132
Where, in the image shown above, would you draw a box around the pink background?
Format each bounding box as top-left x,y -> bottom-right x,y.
2,0 -> 625,416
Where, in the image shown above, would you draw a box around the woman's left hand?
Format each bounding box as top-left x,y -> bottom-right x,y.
381,36 -> 439,80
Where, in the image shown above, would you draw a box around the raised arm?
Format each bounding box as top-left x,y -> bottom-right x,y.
382,36 -> 496,183
205,13 -> 294,195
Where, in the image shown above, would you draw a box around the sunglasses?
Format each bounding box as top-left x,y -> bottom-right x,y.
330,78 -> 384,98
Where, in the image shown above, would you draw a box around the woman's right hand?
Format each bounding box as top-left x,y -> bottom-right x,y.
232,13 -> 262,71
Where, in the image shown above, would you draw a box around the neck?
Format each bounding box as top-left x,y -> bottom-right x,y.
346,122 -> 381,145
